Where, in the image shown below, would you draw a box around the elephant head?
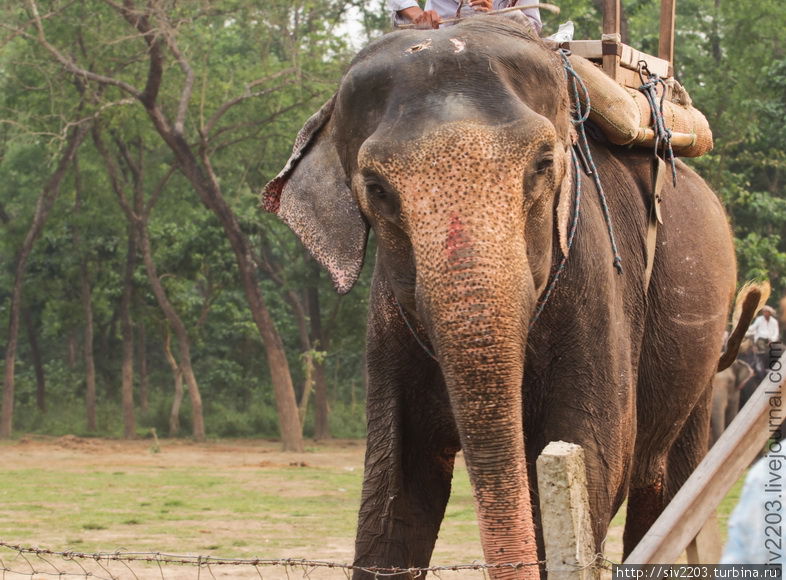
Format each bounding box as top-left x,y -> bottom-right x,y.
265,18 -> 575,575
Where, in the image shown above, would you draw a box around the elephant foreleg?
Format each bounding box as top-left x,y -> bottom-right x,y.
353,277 -> 460,579
623,456 -> 667,558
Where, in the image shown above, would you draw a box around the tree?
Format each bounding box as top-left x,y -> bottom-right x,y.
1,0 -> 361,445
92,126 -> 208,440
1,123 -> 90,438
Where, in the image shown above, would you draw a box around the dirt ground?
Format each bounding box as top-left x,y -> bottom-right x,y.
0,436 -> 625,579
6,434 -> 365,471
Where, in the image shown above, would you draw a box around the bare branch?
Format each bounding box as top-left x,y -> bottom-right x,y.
25,0 -> 143,98
92,125 -> 137,221
0,0 -> 78,49
162,31 -> 194,136
145,165 -> 177,216
208,95 -> 322,152
1,98 -> 135,144
204,71 -> 297,137
107,0 -> 166,108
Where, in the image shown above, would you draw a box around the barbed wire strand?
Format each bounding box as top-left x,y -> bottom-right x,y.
0,541 -> 621,579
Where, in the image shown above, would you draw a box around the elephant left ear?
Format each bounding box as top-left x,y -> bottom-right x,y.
262,95 -> 369,295
555,145 -> 575,258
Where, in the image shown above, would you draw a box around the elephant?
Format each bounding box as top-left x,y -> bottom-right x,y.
263,17 -> 755,579
709,359 -> 754,448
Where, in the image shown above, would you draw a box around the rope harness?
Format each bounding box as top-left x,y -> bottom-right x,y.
560,49 -> 624,276
530,147 -> 582,327
394,293 -> 438,361
530,50 -> 624,326
638,61 -> 678,186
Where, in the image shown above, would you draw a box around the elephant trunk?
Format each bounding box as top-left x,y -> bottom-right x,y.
415,215 -> 539,579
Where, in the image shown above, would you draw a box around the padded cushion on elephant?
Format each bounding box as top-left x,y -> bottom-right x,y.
568,54 -> 713,157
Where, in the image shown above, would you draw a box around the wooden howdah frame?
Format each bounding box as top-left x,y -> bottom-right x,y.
558,0 -> 676,95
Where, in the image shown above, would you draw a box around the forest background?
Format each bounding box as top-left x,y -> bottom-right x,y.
0,0 -> 783,452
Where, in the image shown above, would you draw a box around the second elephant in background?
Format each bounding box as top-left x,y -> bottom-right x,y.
710,359 -> 754,448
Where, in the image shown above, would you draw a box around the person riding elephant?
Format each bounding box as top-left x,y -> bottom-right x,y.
264,17 -> 759,579
388,0 -> 542,31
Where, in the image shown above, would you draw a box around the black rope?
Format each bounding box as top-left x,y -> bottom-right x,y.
394,293 -> 438,360
530,146 -> 582,327
559,50 -> 624,275
638,61 -> 677,186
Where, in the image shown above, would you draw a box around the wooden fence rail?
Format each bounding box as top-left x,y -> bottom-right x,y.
625,345 -> 786,564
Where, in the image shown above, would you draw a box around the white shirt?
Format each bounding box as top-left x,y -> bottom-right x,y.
749,314 -> 781,343
388,0 -> 542,33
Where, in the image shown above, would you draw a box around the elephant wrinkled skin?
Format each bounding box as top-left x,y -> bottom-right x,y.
264,18 -> 736,579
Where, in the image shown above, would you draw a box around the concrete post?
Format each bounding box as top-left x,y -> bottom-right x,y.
537,441 -> 599,580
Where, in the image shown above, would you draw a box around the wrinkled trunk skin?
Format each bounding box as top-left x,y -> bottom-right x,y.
413,216 -> 538,578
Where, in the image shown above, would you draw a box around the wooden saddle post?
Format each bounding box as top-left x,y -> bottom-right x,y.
600,0 -> 677,84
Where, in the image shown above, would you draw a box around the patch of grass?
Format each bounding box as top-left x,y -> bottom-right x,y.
0,439 -> 748,572
0,448 -> 364,560
717,472 -> 746,543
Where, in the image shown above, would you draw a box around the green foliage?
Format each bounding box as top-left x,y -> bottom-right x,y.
0,0 -> 376,440
668,0 -> 786,295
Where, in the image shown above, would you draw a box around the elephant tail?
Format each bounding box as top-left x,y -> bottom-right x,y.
718,280 -> 771,372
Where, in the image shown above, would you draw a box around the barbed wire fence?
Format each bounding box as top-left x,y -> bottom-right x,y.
0,542 -> 615,579
0,541 -> 557,579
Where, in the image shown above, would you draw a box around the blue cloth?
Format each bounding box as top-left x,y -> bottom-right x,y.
721,453 -> 786,565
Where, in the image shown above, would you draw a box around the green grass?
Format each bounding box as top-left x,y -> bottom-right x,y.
0,464 -> 363,558
0,439 -> 749,573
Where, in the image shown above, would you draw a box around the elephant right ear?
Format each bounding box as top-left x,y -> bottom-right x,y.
555,145 -> 575,258
263,95 -> 369,295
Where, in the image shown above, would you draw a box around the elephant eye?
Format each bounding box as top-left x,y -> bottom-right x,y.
364,178 -> 400,219
367,182 -> 388,202
534,153 -> 554,175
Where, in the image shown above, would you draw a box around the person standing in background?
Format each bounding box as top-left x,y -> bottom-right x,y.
748,305 -> 781,347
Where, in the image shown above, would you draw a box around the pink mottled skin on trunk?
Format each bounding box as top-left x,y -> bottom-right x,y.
444,213 -> 481,274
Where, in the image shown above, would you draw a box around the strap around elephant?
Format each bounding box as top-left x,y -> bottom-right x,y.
530,146 -> 582,328
393,293 -> 438,361
637,62 -> 677,187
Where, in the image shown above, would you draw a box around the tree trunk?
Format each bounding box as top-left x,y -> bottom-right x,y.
23,309 -> 47,413
120,222 -> 136,438
28,5 -> 303,451
0,124 -> 88,438
298,351 -> 315,431
181,148 -> 302,450
81,260 -> 97,432
313,361 -> 330,439
138,223 -> 205,441
74,150 -> 97,433
138,321 -> 149,413
67,332 -> 78,369
307,262 -> 330,439
163,327 -> 184,436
